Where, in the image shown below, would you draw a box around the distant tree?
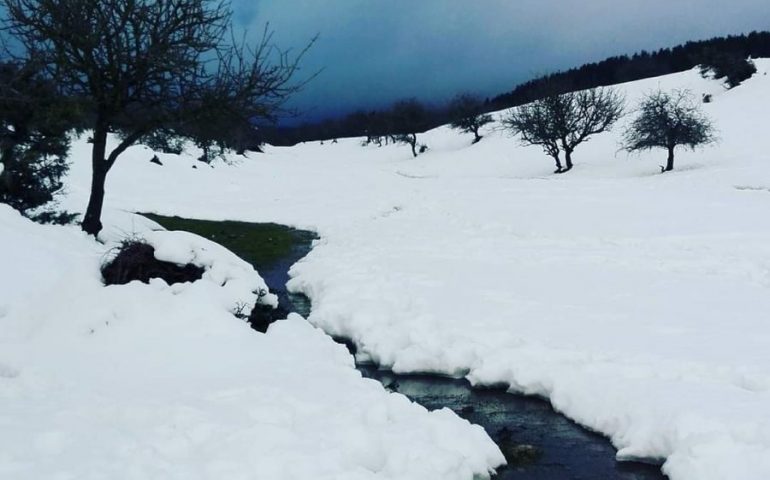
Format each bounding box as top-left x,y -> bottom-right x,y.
623,89 -> 715,172
0,61 -> 82,216
447,93 -> 493,143
502,95 -> 562,170
342,110 -> 371,143
2,0 -> 313,235
134,130 -> 186,155
503,87 -> 624,173
390,99 -> 428,157
699,51 -> 757,88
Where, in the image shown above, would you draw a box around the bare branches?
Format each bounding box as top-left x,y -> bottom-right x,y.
502,95 -> 563,171
448,93 -> 493,144
623,89 -> 715,172
1,0 -> 314,234
390,99 -> 428,157
502,87 -> 624,173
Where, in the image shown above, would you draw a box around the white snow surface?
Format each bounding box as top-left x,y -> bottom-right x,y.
0,207 -> 503,479
9,61 -> 770,479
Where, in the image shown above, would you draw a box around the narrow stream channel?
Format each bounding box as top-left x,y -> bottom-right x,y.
145,214 -> 667,480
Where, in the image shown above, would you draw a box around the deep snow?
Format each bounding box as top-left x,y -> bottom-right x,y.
5,61 -> 770,479
0,208 -> 503,479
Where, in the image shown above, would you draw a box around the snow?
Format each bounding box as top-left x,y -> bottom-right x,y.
0,206 -> 503,479
5,61 -> 770,479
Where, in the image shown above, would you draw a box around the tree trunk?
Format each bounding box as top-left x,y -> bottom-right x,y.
551,154 -> 563,172
664,146 -> 675,172
81,126 -> 109,236
564,148 -> 574,171
409,134 -> 418,157
472,127 -> 482,144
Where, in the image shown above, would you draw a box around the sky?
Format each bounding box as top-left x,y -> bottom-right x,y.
234,0 -> 770,124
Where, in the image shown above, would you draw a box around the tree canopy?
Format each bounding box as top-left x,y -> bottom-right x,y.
448,94 -> 493,144
2,0 -> 312,234
503,87 -> 624,172
623,89 -> 715,172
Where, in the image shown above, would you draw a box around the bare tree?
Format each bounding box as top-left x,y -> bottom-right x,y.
503,87 -> 624,173
623,90 -> 715,172
390,99 -> 428,157
502,96 -> 562,171
447,93 -> 493,144
2,0 -> 313,235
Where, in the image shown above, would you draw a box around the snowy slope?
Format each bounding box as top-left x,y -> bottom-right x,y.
0,207 -> 504,479
49,60 -> 770,479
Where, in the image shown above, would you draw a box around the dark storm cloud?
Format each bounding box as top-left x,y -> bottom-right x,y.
234,0 -> 770,122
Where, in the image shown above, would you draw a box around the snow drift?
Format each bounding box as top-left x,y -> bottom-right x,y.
0,206 -> 504,479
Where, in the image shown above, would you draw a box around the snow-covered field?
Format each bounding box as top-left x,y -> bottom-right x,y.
0,207 -> 503,479
4,60 -> 770,479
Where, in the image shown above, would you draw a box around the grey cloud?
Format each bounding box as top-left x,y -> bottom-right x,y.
235,0 -> 770,122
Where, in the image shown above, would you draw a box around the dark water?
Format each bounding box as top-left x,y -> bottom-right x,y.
252,228 -> 315,319
358,366 -> 666,480
198,221 -> 667,480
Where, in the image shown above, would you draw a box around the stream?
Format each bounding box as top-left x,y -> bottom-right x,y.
147,215 -> 667,480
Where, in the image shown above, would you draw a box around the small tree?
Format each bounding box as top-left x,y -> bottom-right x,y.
0,61 -> 82,216
3,0 -> 312,235
623,90 -> 715,172
448,93 -> 493,143
390,99 -> 428,157
503,87 -> 624,173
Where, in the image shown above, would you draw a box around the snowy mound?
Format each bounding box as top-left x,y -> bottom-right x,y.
43,59 -> 770,479
0,206 -> 504,479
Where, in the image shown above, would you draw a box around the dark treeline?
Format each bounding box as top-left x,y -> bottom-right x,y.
490,31 -> 770,108
262,31 -> 770,146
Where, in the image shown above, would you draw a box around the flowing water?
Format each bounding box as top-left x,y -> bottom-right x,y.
146,215 -> 667,480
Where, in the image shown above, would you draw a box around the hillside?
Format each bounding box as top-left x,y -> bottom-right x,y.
3,60 -> 770,479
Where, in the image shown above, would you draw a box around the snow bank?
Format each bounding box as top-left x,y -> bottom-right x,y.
0,206 -> 504,479
52,61 -> 770,479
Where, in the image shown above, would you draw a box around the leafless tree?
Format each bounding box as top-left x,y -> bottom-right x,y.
502,95 -> 562,171
390,99 -> 428,158
503,87 -> 624,173
2,0 -> 314,234
623,89 -> 715,172
447,93 -> 493,144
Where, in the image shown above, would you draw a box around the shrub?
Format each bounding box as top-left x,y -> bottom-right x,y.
102,239 -> 204,286
0,61 -> 79,217
0,152 -> 69,213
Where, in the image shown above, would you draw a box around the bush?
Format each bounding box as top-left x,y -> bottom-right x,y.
102,239 -> 204,286
0,61 -> 78,217
0,152 -> 69,213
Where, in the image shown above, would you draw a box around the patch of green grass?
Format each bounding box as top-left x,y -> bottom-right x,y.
141,213 -> 316,268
